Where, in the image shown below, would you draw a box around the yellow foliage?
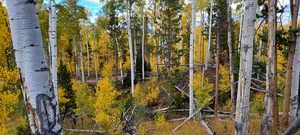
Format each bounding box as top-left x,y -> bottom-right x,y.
193,72 -> 213,107
155,113 -> 170,130
57,87 -> 70,113
0,91 -> 19,135
134,78 -> 160,106
94,63 -> 121,132
73,81 -> 94,117
277,50 -> 287,89
219,65 -> 230,93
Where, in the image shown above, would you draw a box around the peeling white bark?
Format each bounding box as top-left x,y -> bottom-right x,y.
7,0 -> 61,134
235,0 -> 257,134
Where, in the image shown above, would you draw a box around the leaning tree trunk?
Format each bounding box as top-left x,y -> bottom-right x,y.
205,0 -> 214,70
291,33 -> 300,120
6,0 -> 61,134
234,0 -> 257,134
49,0 -> 60,126
189,0 -> 196,117
283,0 -> 300,125
127,0 -> 135,96
261,0 -> 279,134
142,5 -> 145,80
227,0 -> 236,113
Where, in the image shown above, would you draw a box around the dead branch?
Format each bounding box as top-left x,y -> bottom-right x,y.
172,108 -> 202,133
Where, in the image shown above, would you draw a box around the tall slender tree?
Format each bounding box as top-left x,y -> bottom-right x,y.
227,0 -> 235,113
283,0 -> 300,125
234,0 -> 257,134
127,0 -> 135,96
261,0 -> 279,134
6,0 -> 61,134
49,0 -> 60,126
189,0 -> 196,117
205,0 -> 214,70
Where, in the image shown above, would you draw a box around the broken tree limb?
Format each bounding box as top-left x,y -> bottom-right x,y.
172,108 -> 202,133
63,129 -> 105,135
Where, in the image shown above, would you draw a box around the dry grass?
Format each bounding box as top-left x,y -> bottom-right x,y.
141,116 -> 300,135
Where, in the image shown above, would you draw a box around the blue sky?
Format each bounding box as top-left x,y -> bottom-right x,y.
45,0 -> 103,23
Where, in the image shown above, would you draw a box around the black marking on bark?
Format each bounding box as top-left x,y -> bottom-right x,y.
235,122 -> 243,134
35,67 -> 49,72
36,94 -> 61,135
25,0 -> 36,5
243,45 -> 251,54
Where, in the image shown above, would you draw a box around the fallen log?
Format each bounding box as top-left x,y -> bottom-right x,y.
63,129 -> 105,135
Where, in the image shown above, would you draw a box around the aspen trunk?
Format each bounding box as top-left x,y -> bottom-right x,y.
6,0 -> 61,134
127,0 -> 135,96
283,0 -> 300,125
93,33 -> 98,80
80,40 -> 85,82
74,38 -> 79,78
234,0 -> 257,134
189,0 -> 196,117
258,40 -> 263,57
290,33 -> 300,119
261,0 -> 279,134
205,0 -> 214,70
86,42 -> 90,77
215,28 -> 220,117
227,0 -> 236,113
49,0 -> 60,126
142,5 -> 145,80
180,14 -> 183,65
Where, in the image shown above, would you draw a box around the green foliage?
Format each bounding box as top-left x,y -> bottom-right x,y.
58,61 -> 76,117
73,82 -> 95,118
193,72 -> 213,108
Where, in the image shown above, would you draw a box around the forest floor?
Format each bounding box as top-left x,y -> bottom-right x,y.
142,117 -> 300,135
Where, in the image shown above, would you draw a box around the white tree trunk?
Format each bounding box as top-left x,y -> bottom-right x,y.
80,41 -> 85,82
127,0 -> 135,96
93,33 -> 98,80
290,33 -> 300,120
49,0 -> 60,126
180,15 -> 183,65
238,9 -> 244,54
6,0 -> 61,134
189,0 -> 196,117
74,38 -> 79,78
205,0 -> 214,70
227,0 -> 236,113
261,0 -> 278,133
258,39 -> 263,57
142,6 -> 145,80
234,0 -> 257,134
